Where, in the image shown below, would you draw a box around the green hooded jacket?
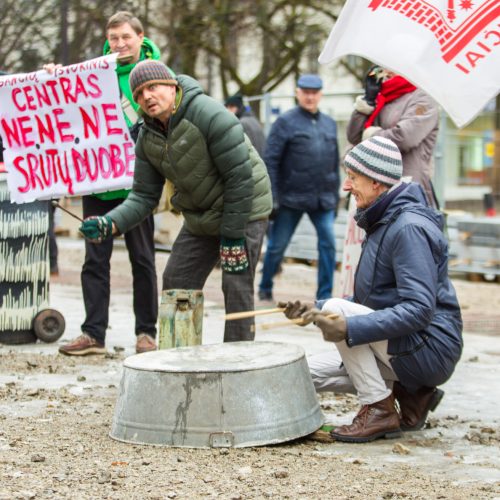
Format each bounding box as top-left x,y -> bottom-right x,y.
107,75 -> 272,239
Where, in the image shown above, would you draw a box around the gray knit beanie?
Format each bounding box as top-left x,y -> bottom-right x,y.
130,60 -> 177,101
344,136 -> 403,186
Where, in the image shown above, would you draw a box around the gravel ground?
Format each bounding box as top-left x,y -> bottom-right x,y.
0,355 -> 498,500
0,353 -> 498,500
0,238 -> 499,499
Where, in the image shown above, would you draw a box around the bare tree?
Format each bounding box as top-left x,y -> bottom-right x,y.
0,0 -> 55,71
1,0 -> 368,96
58,0 -> 147,64
147,0 -> 356,97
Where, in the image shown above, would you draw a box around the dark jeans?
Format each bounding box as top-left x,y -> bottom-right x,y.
81,195 -> 158,344
48,201 -> 58,273
259,207 -> 336,300
163,219 -> 268,342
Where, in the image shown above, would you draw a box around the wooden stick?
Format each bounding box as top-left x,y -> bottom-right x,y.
225,308 -> 284,321
260,313 -> 339,331
260,318 -> 309,330
51,200 -> 84,223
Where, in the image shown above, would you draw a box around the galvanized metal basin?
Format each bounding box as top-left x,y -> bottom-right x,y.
110,341 -> 323,448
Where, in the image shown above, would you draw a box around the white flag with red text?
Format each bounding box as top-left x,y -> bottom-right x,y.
319,0 -> 500,128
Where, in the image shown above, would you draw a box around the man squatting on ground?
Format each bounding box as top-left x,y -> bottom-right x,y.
79,60 -> 272,342
281,136 -> 463,443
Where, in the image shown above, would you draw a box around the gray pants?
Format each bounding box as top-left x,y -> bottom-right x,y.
307,298 -> 398,405
163,220 -> 268,342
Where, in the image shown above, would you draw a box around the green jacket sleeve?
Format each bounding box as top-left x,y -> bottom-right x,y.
190,94 -> 254,239
106,136 -> 164,233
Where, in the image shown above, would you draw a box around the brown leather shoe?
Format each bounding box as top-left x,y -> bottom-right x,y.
330,394 -> 401,443
136,333 -> 157,354
58,333 -> 106,356
393,382 -> 444,431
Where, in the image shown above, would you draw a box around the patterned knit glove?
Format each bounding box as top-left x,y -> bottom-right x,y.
220,237 -> 249,274
79,215 -> 114,243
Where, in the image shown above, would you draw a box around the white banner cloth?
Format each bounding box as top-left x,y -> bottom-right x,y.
0,54 -> 135,203
319,0 -> 500,128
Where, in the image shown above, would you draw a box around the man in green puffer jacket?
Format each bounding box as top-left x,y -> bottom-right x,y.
79,60 -> 272,342
60,12 -> 171,357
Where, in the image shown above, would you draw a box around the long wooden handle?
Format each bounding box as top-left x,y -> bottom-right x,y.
260,318 -> 308,330
225,308 -> 284,321
52,200 -> 84,223
260,313 -> 340,331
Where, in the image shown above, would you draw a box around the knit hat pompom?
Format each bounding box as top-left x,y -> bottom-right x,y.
130,60 -> 177,101
344,136 -> 403,186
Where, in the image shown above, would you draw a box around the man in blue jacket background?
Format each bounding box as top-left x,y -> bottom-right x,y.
258,74 -> 339,302
281,136 -> 463,443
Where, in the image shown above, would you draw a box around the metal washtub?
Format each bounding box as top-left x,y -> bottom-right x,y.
110,341 -> 323,448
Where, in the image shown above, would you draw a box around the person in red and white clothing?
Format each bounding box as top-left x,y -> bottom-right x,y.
346,66 -> 440,208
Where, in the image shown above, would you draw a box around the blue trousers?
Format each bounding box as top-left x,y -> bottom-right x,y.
259,207 -> 336,300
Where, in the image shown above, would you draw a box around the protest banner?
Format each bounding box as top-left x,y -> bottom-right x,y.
338,196 -> 365,299
319,0 -> 500,128
0,54 -> 135,203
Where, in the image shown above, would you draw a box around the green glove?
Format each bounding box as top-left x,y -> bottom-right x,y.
220,237 -> 249,274
79,215 -> 113,243
277,300 -> 315,326
302,308 -> 347,342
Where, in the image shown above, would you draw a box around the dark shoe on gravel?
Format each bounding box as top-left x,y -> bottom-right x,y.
330,393 -> 402,443
258,290 -> 273,301
394,382 -> 444,431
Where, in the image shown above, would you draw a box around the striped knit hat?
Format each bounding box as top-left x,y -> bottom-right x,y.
344,136 -> 403,186
130,60 -> 177,101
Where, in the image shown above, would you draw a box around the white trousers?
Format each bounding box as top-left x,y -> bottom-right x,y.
307,298 -> 398,405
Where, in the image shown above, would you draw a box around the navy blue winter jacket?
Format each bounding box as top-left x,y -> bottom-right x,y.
264,106 -> 339,212
347,183 -> 463,391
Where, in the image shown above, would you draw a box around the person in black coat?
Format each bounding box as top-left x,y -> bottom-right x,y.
224,93 -> 266,158
258,74 -> 339,302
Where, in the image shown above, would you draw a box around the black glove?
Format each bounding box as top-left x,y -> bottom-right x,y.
364,65 -> 383,106
79,215 -> 113,243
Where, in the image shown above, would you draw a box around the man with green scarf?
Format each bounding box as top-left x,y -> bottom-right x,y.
60,12 -> 169,356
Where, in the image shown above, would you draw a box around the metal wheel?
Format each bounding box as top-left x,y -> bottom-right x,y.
33,309 -> 66,343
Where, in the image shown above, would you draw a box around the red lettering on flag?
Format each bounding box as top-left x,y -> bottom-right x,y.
368,0 -> 499,64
